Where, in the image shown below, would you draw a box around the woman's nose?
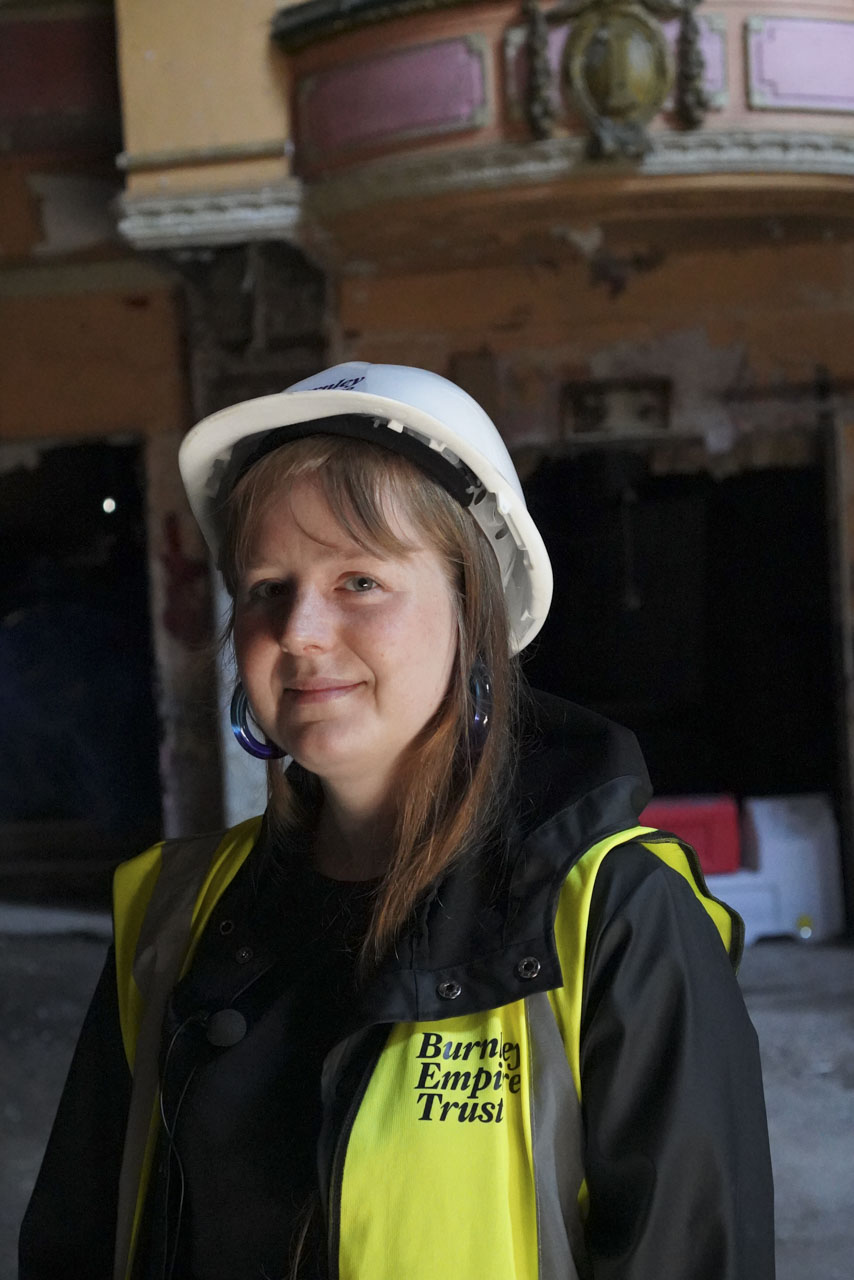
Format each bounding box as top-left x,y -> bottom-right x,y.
276,586 -> 332,653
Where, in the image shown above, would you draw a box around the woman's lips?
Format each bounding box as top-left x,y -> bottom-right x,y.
283,682 -> 362,704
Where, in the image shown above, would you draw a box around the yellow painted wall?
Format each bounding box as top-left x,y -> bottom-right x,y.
115,0 -> 300,196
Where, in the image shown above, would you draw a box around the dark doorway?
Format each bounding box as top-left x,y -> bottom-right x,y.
521,451 -> 837,802
0,440 -> 161,903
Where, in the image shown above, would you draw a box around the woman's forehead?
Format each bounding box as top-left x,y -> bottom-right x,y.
246,472 -> 421,559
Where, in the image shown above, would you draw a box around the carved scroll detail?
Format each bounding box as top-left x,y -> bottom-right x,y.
523,0 -> 556,140
521,0 -> 708,157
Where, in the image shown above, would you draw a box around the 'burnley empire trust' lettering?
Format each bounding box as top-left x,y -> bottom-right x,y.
414,1031 -> 521,1123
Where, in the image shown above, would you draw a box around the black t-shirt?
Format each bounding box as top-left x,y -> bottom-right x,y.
145,836 -> 378,1280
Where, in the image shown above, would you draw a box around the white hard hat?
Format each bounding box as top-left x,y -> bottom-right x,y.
179,361 -> 553,651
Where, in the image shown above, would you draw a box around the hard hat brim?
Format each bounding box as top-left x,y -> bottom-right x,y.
180,385 -> 553,652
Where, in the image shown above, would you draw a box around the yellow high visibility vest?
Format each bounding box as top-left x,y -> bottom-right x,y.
111,819 -> 736,1280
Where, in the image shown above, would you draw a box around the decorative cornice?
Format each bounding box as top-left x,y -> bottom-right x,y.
307,130 -> 854,217
117,139 -> 289,173
642,129 -> 854,176
307,137 -> 583,216
271,0 -> 481,52
116,180 -> 303,250
115,132 -> 854,250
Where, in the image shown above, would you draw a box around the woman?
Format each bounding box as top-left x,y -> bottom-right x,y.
20,362 -> 775,1280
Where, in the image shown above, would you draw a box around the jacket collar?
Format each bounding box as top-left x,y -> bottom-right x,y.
348,690 -> 652,1028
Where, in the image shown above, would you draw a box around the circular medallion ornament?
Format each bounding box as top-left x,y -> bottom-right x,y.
562,1 -> 674,154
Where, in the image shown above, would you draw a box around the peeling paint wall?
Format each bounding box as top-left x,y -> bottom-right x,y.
27,174 -> 120,257
339,231 -> 854,904
339,237 -> 854,466
0,262 -> 220,844
0,262 -> 186,439
177,242 -> 330,827
143,434 -> 223,838
0,2 -> 122,262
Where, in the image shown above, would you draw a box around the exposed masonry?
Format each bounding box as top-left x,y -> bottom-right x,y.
443,334 -> 851,470
175,241 -> 331,831
176,242 -> 329,419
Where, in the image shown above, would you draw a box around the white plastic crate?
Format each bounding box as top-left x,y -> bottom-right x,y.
705,794 -> 846,945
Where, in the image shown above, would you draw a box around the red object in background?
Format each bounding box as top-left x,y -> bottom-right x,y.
640,795 -> 741,875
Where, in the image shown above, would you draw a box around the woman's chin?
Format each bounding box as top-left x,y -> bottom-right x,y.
286,729 -> 405,795
284,727 -> 365,779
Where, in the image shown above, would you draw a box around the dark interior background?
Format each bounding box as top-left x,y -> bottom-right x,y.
521,451 -> 837,802
0,441 -> 161,898
0,439 -> 840,893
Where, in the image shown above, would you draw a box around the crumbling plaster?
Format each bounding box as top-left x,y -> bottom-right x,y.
337,235 -> 854,461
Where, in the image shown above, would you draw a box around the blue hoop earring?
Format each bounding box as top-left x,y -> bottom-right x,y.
469,658 -> 492,748
230,683 -> 287,760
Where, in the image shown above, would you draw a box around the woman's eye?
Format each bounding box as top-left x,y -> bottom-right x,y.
249,581 -> 286,601
343,575 -> 379,593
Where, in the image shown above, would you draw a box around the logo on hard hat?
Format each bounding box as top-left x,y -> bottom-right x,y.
306,376 -> 366,391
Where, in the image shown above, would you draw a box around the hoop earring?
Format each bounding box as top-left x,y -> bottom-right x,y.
469,658 -> 492,748
230,683 -> 287,760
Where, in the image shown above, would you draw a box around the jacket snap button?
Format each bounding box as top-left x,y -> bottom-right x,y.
235,945 -> 253,964
219,919 -> 234,936
516,956 -> 541,980
437,980 -> 462,1000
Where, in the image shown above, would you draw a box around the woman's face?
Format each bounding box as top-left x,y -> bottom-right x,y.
232,475 -> 458,801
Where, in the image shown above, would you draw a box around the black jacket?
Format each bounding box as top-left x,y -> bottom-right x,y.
20,691 -> 775,1279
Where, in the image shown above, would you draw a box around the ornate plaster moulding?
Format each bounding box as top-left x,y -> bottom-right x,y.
116,180 -> 304,251
642,131 -> 854,177
114,133 -> 854,251
272,0 -> 476,52
306,131 -> 854,218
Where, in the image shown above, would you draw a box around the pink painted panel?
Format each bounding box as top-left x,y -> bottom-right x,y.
507,16 -> 727,116
298,38 -> 487,161
747,17 -> 854,113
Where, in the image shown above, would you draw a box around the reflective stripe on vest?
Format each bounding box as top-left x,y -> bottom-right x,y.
110,821 -> 738,1280
112,816 -> 263,1280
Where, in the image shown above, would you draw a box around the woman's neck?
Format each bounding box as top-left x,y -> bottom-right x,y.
312,787 -> 396,880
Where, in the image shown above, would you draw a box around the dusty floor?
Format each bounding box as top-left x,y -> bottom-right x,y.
1,920 -> 852,1279
737,941 -> 854,1279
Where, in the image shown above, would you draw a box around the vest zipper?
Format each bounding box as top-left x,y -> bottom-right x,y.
326,1039 -> 384,1280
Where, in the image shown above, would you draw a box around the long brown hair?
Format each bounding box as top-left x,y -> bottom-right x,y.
220,434 -> 517,963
